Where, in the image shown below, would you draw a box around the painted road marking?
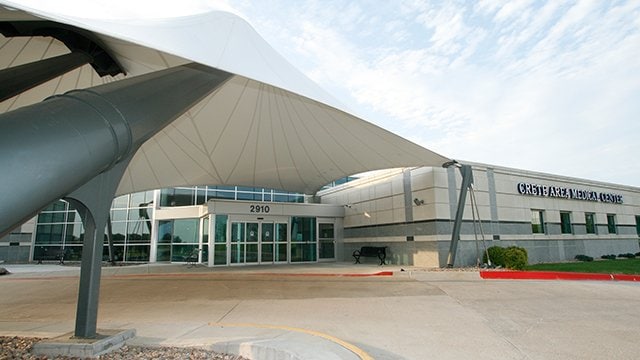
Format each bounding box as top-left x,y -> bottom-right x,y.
209,322 -> 374,360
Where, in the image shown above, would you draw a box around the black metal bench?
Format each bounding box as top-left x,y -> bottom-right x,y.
184,248 -> 201,267
35,246 -> 65,265
352,246 -> 387,265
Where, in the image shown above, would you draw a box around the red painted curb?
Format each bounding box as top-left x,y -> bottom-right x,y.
480,270 -> 639,282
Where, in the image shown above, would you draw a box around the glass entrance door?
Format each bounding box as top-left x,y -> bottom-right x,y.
260,222 -> 288,263
230,221 -> 258,264
318,222 -> 335,260
230,219 -> 288,264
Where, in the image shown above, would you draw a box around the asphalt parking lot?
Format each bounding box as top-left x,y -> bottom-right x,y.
1,263 -> 639,359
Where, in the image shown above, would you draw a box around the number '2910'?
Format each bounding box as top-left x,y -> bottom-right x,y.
250,205 -> 270,213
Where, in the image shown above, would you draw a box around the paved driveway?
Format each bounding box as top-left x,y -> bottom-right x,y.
1,264 -> 639,359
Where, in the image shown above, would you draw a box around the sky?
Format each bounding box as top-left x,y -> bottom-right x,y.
7,0 -> 640,186
229,0 -> 640,187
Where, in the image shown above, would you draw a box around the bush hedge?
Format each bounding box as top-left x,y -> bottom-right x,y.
503,246 -> 528,270
618,253 -> 636,259
483,246 -> 505,267
601,254 -> 616,260
574,254 -> 594,262
483,245 -> 528,270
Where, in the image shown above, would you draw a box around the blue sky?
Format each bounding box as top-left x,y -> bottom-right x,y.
12,0 -> 640,186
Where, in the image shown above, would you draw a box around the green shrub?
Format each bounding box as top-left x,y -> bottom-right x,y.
601,254 -> 616,260
574,254 -> 594,262
483,246 -> 506,267
618,253 -> 636,259
503,246 -> 528,270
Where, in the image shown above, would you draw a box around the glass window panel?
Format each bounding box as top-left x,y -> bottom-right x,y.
160,188 -> 194,207
262,223 -> 274,242
209,190 -> 234,200
195,188 -> 207,205
531,210 -> 545,234
160,188 -> 174,207
110,209 -> 128,222
291,217 -> 316,242
247,223 -> 258,242
33,246 -> 63,261
236,192 -> 259,201
273,194 -> 288,203
585,213 -> 596,234
129,191 -> 148,207
276,243 -> 287,262
112,195 -> 129,209
156,245 -> 171,261
560,212 -> 572,234
236,186 -> 257,192
66,211 -> 79,223
201,244 -> 209,264
319,223 -> 334,239
215,215 -> 227,243
261,244 -> 274,262
127,221 -> 151,243
231,222 -> 244,242
111,245 -> 125,262
65,223 -> 84,244
230,243 -> 244,264
275,223 -> 288,242
246,243 -> 258,263
158,221 -> 173,243
110,222 -> 127,243
607,214 -> 617,234
38,212 -> 54,224
65,246 -> 83,261
291,244 -> 303,262
202,217 -> 209,244
35,224 -> 64,244
44,200 -> 67,212
214,244 -> 227,265
173,219 -> 199,244
319,240 -> 335,259
125,245 -> 150,262
127,208 -> 141,221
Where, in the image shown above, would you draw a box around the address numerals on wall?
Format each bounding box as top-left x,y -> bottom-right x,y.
249,204 -> 271,213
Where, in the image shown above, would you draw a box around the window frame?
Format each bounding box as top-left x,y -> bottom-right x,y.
560,211 -> 573,234
585,212 -> 596,234
531,209 -> 545,234
607,214 -> 617,234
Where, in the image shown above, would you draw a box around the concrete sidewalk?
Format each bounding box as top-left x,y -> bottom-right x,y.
1,262 -> 640,359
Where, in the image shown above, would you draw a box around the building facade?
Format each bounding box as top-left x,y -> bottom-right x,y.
320,164 -> 640,266
1,163 -> 639,267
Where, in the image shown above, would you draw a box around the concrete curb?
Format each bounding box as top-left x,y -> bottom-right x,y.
32,329 -> 135,358
480,270 -> 640,281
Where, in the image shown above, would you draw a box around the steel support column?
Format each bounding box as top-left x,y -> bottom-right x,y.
0,52 -> 92,102
66,158 -> 130,338
446,164 -> 474,267
0,63 -> 232,338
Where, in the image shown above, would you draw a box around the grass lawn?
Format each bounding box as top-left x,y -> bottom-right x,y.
526,258 -> 640,275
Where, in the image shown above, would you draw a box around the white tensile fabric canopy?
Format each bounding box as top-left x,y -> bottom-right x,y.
0,2 -> 450,195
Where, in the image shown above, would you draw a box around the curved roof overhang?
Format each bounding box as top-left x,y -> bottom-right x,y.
0,2 -> 450,195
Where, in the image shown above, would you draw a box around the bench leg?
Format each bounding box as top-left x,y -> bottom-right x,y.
353,255 -> 361,264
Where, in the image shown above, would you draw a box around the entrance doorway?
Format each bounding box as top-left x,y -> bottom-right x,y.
318,222 -> 335,260
229,218 -> 288,265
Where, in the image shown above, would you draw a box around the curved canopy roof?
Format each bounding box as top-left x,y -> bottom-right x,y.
0,1 -> 449,195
